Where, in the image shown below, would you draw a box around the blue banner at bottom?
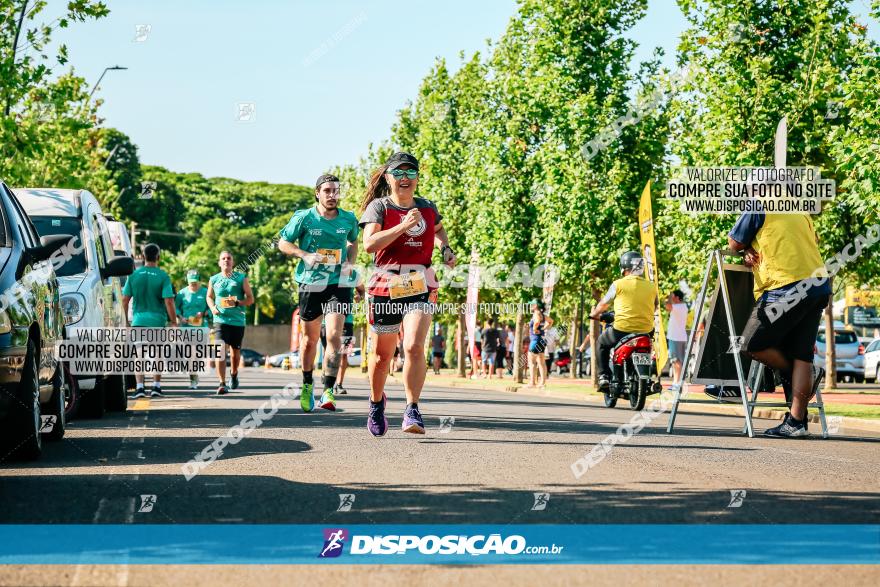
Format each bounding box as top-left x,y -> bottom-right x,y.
0,525 -> 877,565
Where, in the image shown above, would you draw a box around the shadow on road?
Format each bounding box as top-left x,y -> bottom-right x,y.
0,473 -> 877,524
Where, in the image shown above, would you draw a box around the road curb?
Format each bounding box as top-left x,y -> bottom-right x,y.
442,378 -> 880,434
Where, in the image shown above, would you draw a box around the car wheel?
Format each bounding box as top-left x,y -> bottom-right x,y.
44,364 -> 67,442
105,374 -> 128,412
854,375 -> 865,384
77,378 -> 106,419
63,365 -> 79,421
7,341 -> 42,460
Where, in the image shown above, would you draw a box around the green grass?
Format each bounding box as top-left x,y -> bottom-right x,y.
816,404 -> 880,420
431,371 -> 880,419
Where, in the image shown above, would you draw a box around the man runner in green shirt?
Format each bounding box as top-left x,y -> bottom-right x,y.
278,173 -> 359,412
122,243 -> 178,399
207,251 -> 254,395
176,269 -> 211,389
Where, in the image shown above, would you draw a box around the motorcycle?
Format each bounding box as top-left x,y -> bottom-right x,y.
594,311 -> 663,410
554,349 -> 572,375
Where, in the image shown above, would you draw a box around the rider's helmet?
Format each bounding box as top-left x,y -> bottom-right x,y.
619,251 -> 645,275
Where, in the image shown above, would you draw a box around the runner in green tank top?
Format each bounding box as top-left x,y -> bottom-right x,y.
206,251 -> 254,395
176,269 -> 211,389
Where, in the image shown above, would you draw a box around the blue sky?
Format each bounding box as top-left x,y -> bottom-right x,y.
47,0 -> 877,186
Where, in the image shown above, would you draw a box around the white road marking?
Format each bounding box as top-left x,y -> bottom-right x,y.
92,497 -> 137,523
207,494 -> 232,498
92,498 -> 111,524
124,497 -> 135,523
115,449 -> 145,460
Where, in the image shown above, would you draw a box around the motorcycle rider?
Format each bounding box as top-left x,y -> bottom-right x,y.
589,251 -> 659,392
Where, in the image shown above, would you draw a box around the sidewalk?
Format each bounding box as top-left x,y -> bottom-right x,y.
426,370 -> 880,433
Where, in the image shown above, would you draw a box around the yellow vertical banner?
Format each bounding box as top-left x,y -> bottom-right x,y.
638,180 -> 668,373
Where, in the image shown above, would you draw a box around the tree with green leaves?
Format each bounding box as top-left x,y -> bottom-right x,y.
0,1 -> 111,195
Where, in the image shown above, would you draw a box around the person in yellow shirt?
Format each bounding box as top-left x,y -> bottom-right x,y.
728,211 -> 830,438
589,251 -> 658,392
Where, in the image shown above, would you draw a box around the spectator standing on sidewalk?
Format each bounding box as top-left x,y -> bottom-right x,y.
665,289 -> 688,386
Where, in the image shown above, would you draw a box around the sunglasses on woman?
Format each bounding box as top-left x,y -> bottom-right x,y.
388,169 -> 419,180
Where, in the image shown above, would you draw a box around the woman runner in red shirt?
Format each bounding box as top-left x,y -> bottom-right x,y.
358,152 -> 456,436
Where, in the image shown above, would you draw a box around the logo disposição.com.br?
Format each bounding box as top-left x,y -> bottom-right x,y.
319,529 -> 564,557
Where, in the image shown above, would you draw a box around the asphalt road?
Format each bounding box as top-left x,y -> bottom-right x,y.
2,367 -> 878,526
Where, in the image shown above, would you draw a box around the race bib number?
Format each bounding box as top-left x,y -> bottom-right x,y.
389,271 -> 428,299
189,314 -> 203,326
315,248 -> 342,265
219,296 -> 237,309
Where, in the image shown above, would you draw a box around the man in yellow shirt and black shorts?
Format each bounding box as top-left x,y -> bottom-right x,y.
589,251 -> 658,392
728,211 -> 830,438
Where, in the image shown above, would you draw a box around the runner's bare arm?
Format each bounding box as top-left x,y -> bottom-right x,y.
123,295 -> 131,317
164,298 -> 178,326
239,278 -> 255,307
362,221 -> 411,253
279,239 -> 318,263
435,224 -> 456,267
346,239 -> 358,264
206,282 -> 218,315
278,238 -> 306,259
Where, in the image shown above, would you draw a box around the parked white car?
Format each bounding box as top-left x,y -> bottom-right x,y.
106,217 -> 135,324
105,218 -> 133,258
864,338 -> 880,383
14,188 -> 134,418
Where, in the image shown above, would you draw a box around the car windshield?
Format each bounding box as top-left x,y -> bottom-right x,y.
30,216 -> 87,276
816,331 -> 859,345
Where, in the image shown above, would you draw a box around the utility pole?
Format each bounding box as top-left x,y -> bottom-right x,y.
5,1 -> 30,117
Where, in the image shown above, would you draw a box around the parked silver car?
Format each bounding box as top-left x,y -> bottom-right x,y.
814,327 -> 866,383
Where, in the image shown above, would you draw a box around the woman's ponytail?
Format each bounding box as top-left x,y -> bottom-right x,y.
360,166 -> 390,213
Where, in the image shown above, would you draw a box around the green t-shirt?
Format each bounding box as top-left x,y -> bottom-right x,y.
210,272 -> 247,327
279,206 -> 359,286
175,286 -> 210,328
122,266 -> 174,327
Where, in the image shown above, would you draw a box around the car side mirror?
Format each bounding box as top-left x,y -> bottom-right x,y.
16,234 -> 74,279
37,234 -> 74,261
101,256 -> 135,279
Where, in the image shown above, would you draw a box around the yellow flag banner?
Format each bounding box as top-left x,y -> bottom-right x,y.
638,180 -> 668,373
